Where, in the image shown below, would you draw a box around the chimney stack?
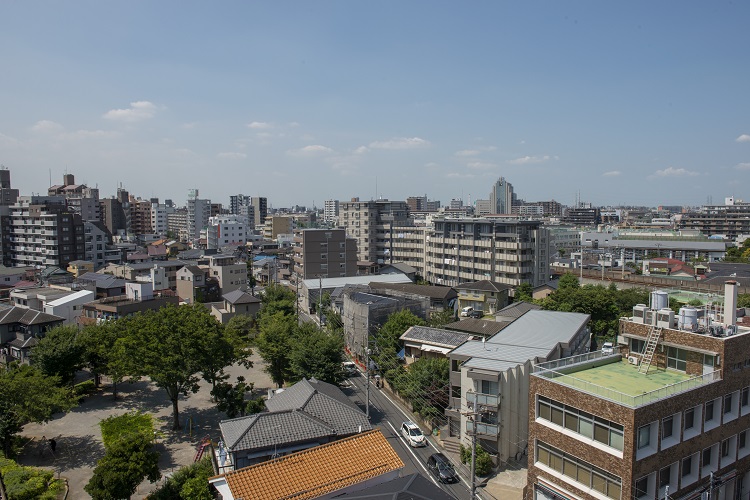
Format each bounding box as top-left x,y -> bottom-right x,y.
725,280 -> 738,327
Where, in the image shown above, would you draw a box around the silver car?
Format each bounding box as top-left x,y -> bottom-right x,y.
401,421 -> 427,447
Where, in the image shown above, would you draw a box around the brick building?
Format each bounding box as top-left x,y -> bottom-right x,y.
527,281 -> 750,500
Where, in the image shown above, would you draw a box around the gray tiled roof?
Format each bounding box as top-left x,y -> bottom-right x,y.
333,473 -> 455,500
454,280 -> 511,292
222,289 -> 260,305
222,378 -> 371,453
0,307 -> 64,326
369,282 -> 456,300
494,301 -> 542,320
220,410 -> 335,452
400,326 -> 472,349
77,272 -> 126,289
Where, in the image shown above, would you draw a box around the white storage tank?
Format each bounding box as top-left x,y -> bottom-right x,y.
651,291 -> 669,311
678,307 -> 698,332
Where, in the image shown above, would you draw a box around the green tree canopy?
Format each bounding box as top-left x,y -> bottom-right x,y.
116,304 -> 225,429
78,322 -> 129,397
30,325 -> 85,385
0,457 -> 63,500
148,457 -> 214,500
428,309 -> 455,328
376,309 -> 426,355
257,283 -> 296,320
255,311 -> 297,388
289,323 -> 345,385
514,283 -> 534,302
0,365 -> 76,457
84,433 -> 160,500
400,357 -> 449,425
557,272 -> 580,290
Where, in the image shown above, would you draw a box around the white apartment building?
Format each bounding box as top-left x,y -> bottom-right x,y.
151,203 -> 170,236
206,214 -> 249,250
208,254 -> 246,294
187,189 -> 210,246
339,199 -> 409,264
324,199 -> 339,224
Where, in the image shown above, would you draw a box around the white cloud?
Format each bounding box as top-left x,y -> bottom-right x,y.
288,121 -> 300,128
507,155 -> 556,165
354,146 -> 369,154
288,144 -> 334,156
602,170 -> 621,177
247,121 -> 272,130
103,101 -> 157,122
736,134 -> 750,143
446,172 -> 476,179
60,129 -> 120,140
467,161 -> 497,170
0,133 -> 19,147
368,137 -> 430,150
217,152 -> 247,160
652,166 -> 699,177
181,122 -> 197,129
31,120 -> 64,133
736,163 -> 750,170
456,149 -> 480,157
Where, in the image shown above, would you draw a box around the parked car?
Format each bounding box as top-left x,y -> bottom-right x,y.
400,421 -> 426,447
460,306 -> 474,317
342,361 -> 358,377
427,453 -> 459,483
469,309 -> 484,319
601,342 -> 614,355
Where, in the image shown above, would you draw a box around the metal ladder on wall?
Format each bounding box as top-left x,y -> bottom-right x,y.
638,326 -> 662,374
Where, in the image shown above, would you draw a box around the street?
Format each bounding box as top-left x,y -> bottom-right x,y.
341,371 -> 472,500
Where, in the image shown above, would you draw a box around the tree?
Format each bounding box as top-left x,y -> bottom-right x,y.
211,376 -> 264,418
428,309 -> 455,328
257,283 -> 296,320
149,457 -> 214,500
78,322 -> 128,398
225,314 -> 256,342
30,325 -> 85,385
85,434 -> 160,499
557,272 -> 580,290
198,321 -> 253,396
515,283 -> 534,302
255,311 -> 296,387
116,304 -> 223,430
289,323 -> 345,385
0,365 -> 76,457
376,309 -> 426,355
0,457 -> 63,500
401,357 -> 449,425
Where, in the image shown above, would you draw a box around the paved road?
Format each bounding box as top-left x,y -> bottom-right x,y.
342,371 -> 472,500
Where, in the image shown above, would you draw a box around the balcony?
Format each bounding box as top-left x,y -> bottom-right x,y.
466,420 -> 499,436
466,391 -> 499,409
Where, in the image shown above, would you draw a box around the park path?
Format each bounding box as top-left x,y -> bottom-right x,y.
17,352 -> 274,499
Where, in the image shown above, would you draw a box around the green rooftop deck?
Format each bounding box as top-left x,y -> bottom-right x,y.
535,357 -> 720,408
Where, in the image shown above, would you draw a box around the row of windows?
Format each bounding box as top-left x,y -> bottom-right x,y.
536,441 -> 622,499
537,396 -> 624,452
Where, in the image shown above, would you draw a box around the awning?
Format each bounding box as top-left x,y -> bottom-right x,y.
420,345 -> 452,355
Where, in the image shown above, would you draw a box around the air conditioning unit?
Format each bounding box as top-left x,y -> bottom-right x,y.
628,355 -> 641,366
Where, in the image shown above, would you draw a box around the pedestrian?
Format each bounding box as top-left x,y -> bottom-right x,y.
48,438 -> 56,453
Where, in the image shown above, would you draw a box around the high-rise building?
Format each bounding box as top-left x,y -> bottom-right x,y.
9,196 -> 85,267
187,189 -> 210,246
293,228 -> 357,279
339,198 -> 409,264
0,169 -> 19,206
251,197 -> 268,228
324,199 -> 339,224
206,214 -> 249,250
490,176 -> 516,215
48,173 -> 100,221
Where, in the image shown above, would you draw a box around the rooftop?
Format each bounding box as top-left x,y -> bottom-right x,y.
534,353 -> 720,408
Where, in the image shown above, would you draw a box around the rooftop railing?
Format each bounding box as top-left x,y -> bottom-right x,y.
534,366 -> 721,408
534,347 -> 622,373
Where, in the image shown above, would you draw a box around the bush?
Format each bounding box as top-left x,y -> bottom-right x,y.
0,457 -> 63,500
148,456 -> 214,499
74,379 -> 96,396
458,443 -> 493,476
100,412 -> 154,449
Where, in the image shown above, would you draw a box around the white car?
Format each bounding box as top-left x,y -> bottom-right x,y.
601,342 -> 614,355
401,421 -> 427,447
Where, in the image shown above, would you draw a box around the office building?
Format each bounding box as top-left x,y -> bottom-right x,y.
293,228 -> 357,279
527,282 -> 750,500
251,197 -> 268,228
490,177 -> 516,215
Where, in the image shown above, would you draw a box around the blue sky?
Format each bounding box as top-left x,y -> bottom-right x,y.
1,1 -> 749,209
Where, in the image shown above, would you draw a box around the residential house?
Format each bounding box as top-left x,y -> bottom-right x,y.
209,289 -> 261,324
443,318 -> 511,339
300,273 -> 412,317
76,272 -> 126,298
209,429 -> 403,500
217,378 -> 372,471
455,280 -> 512,315
368,281 -> 457,313
494,301 -> 543,323
66,260 -> 94,278
400,326 -> 472,365
10,286 -> 73,310
207,254 -> 246,294
0,305 -> 64,363
43,289 -> 95,324
79,283 -> 178,325
0,266 -> 34,290
176,265 -> 208,304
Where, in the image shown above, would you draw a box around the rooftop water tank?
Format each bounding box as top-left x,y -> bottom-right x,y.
678,307 -> 698,332
651,291 -> 669,311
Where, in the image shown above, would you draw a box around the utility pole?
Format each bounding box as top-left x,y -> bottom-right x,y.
365,317 -> 371,419
318,275 -> 323,326
462,394 -> 486,500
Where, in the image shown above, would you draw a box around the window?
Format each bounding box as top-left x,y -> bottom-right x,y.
725,394 -> 733,414
662,416 -> 673,439
743,387 -> 749,408
635,477 -> 648,498
667,346 -> 687,371
682,455 -> 693,477
638,425 -> 651,449
706,401 -> 715,422
451,359 -> 461,372
659,466 -> 670,487
536,441 -> 621,500
703,447 -> 712,467
630,338 -> 645,353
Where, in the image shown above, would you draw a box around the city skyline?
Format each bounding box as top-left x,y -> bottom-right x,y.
1,2 -> 749,208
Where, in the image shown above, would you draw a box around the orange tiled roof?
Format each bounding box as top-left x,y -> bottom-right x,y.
215,429 -> 403,500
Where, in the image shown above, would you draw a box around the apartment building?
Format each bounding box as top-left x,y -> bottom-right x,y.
251,196 -> 267,228
679,200 -> 750,239
292,228 -> 357,279
424,217 -> 550,287
9,196 -> 85,267
339,198 -> 409,264
150,202 -> 169,236
0,169 -> 19,206
206,214 -> 249,250
324,199 -> 339,224
207,254 -> 246,294
48,173 -> 100,221
443,310 -> 590,464
187,189 -> 210,246
527,282 -> 750,500
262,215 -> 292,241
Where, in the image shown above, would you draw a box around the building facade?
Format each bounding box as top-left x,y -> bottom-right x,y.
339,198 -> 409,264
293,228 -> 357,280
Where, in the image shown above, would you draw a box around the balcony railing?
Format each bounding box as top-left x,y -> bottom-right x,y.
466,421 -> 499,436
467,391 -> 499,408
